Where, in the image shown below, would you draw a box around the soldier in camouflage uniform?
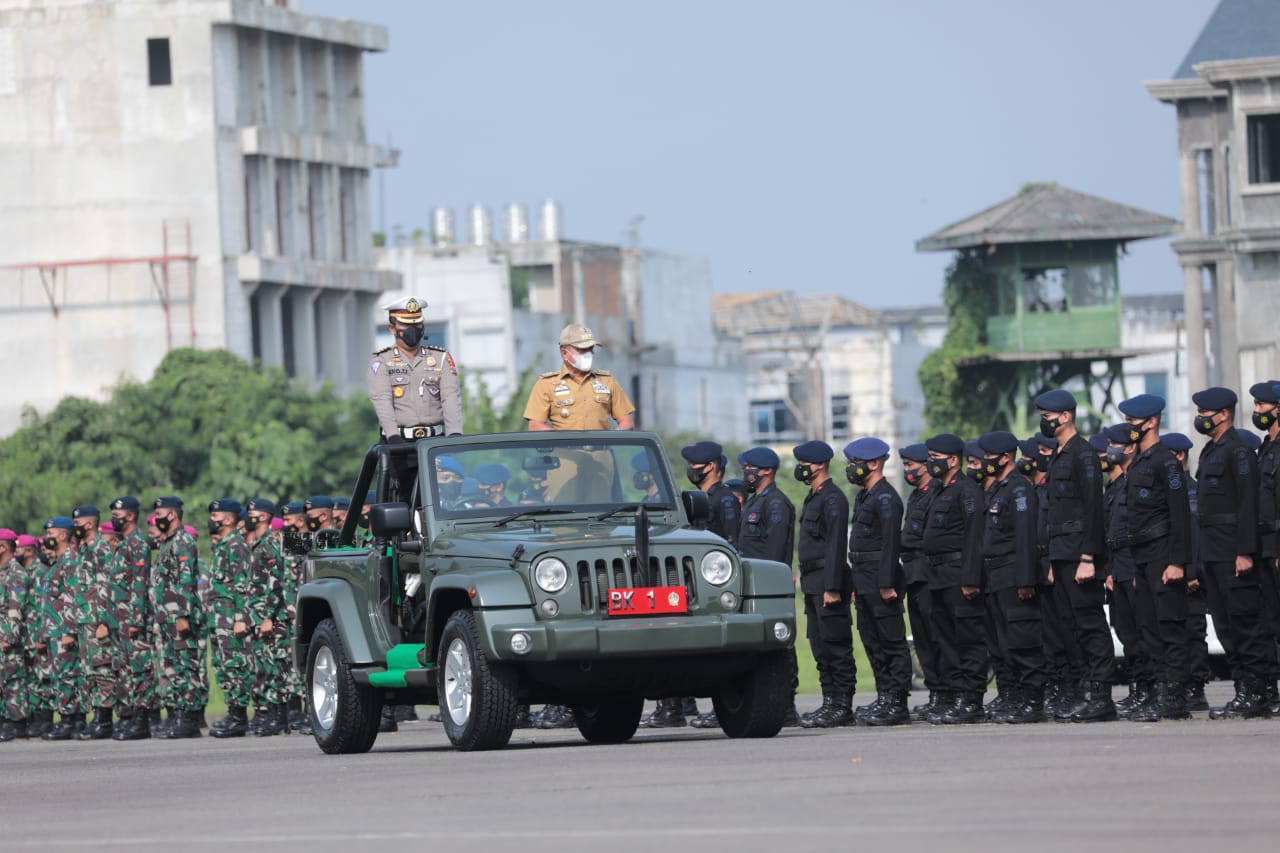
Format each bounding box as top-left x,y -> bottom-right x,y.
0,530 -> 32,741
106,497 -> 156,740
70,505 -> 121,740
206,499 -> 255,738
18,534 -> 55,737
40,517 -> 85,740
150,497 -> 203,738
243,499 -> 289,736
277,500 -> 308,730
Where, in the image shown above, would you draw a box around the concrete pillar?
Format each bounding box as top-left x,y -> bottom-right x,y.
1183,263 -> 1207,395
315,289 -> 353,385
1214,258 -> 1240,394
1179,150 -> 1201,238
290,287 -> 320,381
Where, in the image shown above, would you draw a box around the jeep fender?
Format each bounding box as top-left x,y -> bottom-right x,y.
740,558 -> 797,598
296,578 -> 377,665
430,568 -> 535,609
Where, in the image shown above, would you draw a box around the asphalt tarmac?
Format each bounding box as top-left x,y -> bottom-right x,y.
2,684 -> 1278,853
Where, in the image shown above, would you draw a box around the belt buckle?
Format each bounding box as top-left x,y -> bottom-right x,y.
412,427 -> 427,439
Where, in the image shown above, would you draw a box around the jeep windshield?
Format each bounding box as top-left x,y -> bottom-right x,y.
426,436 -> 679,520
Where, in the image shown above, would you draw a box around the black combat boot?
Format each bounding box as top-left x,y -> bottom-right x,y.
378,704 -> 399,733
161,709 -> 202,739
75,707 -> 114,740
799,694 -> 832,726
0,717 -> 26,742
1263,681 -> 1280,717
689,710 -> 720,728
641,698 -> 686,728
864,691 -> 910,726
114,709 -> 151,740
938,691 -> 986,725
1114,680 -> 1145,716
533,704 -> 576,729
153,707 -> 177,738
989,687 -> 1023,723
1184,682 -> 1211,713
255,703 -> 289,737
854,692 -> 886,725
393,704 -> 418,723
1157,682 -> 1191,720
294,699 -> 313,736
514,705 -> 532,728
910,691 -> 938,722
681,697 -> 700,717
148,707 -> 163,733
1003,686 -> 1047,724
1210,680 -> 1247,720
926,691 -> 957,724
1070,681 -> 1118,723
802,694 -> 853,728
195,708 -> 208,730
1215,677 -> 1271,719
28,710 -> 54,738
1123,682 -> 1157,722
1054,683 -> 1087,721
41,712 -> 80,741
983,689 -> 1012,720
210,705 -> 249,738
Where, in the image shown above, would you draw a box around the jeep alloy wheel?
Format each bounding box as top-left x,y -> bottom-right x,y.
306,617 -> 382,754
437,610 -> 519,751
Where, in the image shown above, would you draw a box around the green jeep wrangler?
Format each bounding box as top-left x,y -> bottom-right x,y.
294,431 -> 797,754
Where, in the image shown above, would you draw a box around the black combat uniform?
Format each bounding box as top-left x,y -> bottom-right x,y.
923,471 -> 987,723
1104,467 -> 1148,713
849,479 -> 909,724
902,478 -> 940,715
705,481 -> 742,548
1047,433 -> 1116,721
982,468 -> 1046,722
1037,469 -> 1084,715
797,479 -> 855,723
1198,427 -> 1275,715
1256,430 -> 1280,710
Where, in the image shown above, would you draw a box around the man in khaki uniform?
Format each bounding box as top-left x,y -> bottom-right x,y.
367,296 -> 463,442
523,323 -> 635,431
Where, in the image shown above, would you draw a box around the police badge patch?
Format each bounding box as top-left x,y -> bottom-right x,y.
370,360 -> 381,374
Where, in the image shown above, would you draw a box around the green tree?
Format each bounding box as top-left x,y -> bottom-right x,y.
460,361 -> 543,434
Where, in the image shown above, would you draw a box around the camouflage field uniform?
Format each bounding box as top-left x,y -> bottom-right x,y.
248,533 -> 288,707
115,529 -> 154,714
208,532 -> 254,709
1,557 -> 32,723
26,560 -> 55,714
150,530 -> 203,712
75,535 -> 120,711
282,551 -> 305,697
46,547 -> 84,715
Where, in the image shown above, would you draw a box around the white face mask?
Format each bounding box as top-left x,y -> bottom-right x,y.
569,350 -> 593,372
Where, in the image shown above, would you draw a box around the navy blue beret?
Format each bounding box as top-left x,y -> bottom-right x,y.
1118,393 -> 1166,419
724,478 -> 747,494
1035,434 -> 1058,450
926,433 -> 965,455
1018,438 -> 1039,458
334,497 -> 351,510
1192,386 -> 1237,410
793,440 -> 834,463
282,501 -> 306,515
978,431 -> 1019,455
459,477 -> 481,498
680,441 -> 723,465
898,443 -> 929,463
631,451 -> 652,472
305,496 -> 334,511
208,498 -> 242,514
110,496 -> 140,512
1161,432 -> 1193,452
245,498 -> 276,515
436,455 -> 464,476
1088,434 -> 1110,452
153,496 -> 184,510
719,454 -> 729,468
475,463 -> 511,484
1240,430 -> 1262,451
739,447 -> 781,469
45,516 -> 75,530
964,440 -> 984,460
1249,382 -> 1280,404
1102,424 -> 1136,446
72,504 -> 100,519
1034,389 -> 1078,412
844,437 -> 890,461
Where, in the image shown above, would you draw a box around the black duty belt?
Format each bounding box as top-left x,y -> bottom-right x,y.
798,560 -> 823,572
1128,521 -> 1170,547
1036,544 -> 1049,556
926,551 -> 963,566
399,424 -> 444,439
1198,512 -> 1237,527
1046,520 -> 1084,536
1259,520 -> 1280,534
983,554 -> 1014,570
1106,537 -> 1132,551
848,550 -> 882,562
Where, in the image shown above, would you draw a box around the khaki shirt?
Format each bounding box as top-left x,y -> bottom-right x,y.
523,367 -> 634,430
367,344 -> 464,437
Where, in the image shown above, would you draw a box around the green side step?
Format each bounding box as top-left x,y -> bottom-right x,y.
366,643 -> 432,688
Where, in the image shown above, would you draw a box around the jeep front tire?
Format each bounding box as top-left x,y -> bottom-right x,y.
572,696 -> 644,744
712,650 -> 789,738
308,617 -> 382,754
438,610 -> 519,751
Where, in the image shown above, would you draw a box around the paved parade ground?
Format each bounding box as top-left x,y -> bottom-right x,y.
2,685 -> 1278,853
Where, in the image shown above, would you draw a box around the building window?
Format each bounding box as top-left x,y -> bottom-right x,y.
751,399 -> 791,441
147,38 -> 172,86
1247,114 -> 1280,184
831,394 -> 850,441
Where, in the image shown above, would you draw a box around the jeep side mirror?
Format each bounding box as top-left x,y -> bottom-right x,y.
370,502 -> 412,538
681,490 -> 710,525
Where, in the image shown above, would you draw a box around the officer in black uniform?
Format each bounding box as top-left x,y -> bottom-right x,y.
1193,386 -> 1274,718
1163,432 -> 1209,710
1118,394 -> 1194,721
793,440 -> 855,728
1248,381 -> 1280,715
899,443 -> 941,720
978,431 -> 1046,723
921,433 -> 987,724
1098,422 -> 1149,717
1029,434 -> 1074,716
681,442 -> 741,546
1034,389 -> 1117,722
967,437 -> 1013,718
843,437 -> 909,726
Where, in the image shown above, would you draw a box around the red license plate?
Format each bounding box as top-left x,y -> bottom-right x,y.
606,585 -> 688,616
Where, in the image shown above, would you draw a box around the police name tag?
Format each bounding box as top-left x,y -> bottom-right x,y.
554,384 -> 570,395
592,381 -> 610,394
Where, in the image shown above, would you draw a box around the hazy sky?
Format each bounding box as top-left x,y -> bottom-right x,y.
305,0 -> 1219,308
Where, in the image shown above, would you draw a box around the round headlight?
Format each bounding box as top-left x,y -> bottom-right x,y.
511,632 -> 531,654
700,550 -> 734,586
534,557 -> 569,594
773,621 -> 792,642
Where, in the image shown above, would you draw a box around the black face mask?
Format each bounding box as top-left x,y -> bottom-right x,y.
359,513 -> 370,529
1193,414 -> 1217,436
39,549 -> 55,565
1015,458 -> 1036,477
632,472 -> 653,491
1253,411 -> 1275,431
966,467 -> 985,483
43,536 -> 58,551
73,526 -> 87,540
926,459 -> 949,480
111,515 -> 129,531
742,470 -> 761,493
155,516 -> 173,534
793,464 -> 813,484
1124,422 -> 1146,443
306,516 -> 322,532
1105,448 -> 1128,467
686,466 -> 709,487
398,326 -> 425,348
440,480 -> 463,502
904,468 -> 922,486
1040,416 -> 1061,438
983,458 -> 1001,478
1035,455 -> 1050,473
845,463 -> 869,486
208,519 -> 224,536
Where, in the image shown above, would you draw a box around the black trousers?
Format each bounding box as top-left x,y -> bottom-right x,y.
985,593 -> 1013,691
1108,576 -> 1149,682
854,592 -> 911,694
989,587 -> 1048,689
907,580 -> 941,691
1041,577 -> 1081,684
1050,561 -> 1116,684
1133,562 -> 1190,684
1187,585 -> 1212,685
1202,559 -> 1277,682
929,586 -> 989,693
1259,559 -> 1280,682
803,593 -> 857,697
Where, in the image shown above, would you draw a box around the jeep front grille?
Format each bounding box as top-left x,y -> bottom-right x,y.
575,556 -> 699,612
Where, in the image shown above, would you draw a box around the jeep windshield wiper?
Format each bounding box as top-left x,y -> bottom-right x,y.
594,502 -> 672,522
494,507 -> 576,527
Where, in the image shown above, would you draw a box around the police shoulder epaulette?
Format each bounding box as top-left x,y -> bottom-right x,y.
593,369 -> 612,376
373,346 -> 393,356
426,344 -> 447,352
539,370 -> 559,379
